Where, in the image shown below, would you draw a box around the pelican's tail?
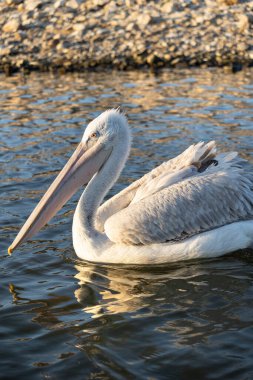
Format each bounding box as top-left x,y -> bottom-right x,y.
183,141 -> 217,169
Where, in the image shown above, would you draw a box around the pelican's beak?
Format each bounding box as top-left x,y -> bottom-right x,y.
8,141 -> 110,254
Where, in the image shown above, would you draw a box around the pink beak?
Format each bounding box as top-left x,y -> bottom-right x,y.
8,141 -> 110,254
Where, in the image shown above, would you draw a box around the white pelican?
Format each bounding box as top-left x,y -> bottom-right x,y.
8,109 -> 253,264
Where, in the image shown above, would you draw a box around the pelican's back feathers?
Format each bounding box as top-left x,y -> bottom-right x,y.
104,152 -> 253,245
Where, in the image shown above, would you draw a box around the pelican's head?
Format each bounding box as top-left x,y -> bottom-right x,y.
8,109 -> 130,254
82,108 -> 129,149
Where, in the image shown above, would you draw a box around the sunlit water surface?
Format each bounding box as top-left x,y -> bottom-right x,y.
1,68 -> 253,379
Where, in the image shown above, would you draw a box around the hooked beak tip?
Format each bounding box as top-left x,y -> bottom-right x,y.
8,246 -> 13,255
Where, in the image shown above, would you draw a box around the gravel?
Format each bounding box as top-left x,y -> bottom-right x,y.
0,0 -> 252,73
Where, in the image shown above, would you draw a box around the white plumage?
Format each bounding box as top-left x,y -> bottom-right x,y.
9,109 -> 253,264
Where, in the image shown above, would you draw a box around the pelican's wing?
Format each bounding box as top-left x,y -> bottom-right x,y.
104,153 -> 253,245
95,141 -> 216,231
130,166 -> 199,204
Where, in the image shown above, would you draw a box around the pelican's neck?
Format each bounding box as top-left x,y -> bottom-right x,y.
73,125 -> 131,244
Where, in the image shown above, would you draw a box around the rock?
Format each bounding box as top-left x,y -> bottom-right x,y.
24,0 -> 41,11
66,0 -> 81,9
5,0 -> 23,4
220,0 -> 238,5
237,42 -> 247,51
236,14 -> 249,32
73,23 -> 86,32
54,0 -> 66,8
3,18 -> 20,33
17,3 -> 24,11
0,47 -> 11,56
13,31 -> 23,41
161,3 -> 173,13
137,14 -> 151,28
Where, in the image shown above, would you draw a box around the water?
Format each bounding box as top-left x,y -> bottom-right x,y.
1,68 -> 253,379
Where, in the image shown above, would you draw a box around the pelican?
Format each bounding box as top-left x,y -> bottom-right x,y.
8,109 -> 253,264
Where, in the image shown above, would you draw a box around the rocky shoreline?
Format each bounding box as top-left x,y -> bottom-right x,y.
0,0 -> 253,74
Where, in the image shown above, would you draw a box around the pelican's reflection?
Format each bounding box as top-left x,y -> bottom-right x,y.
74,263 -> 153,316
7,254 -> 253,351
73,260 -> 210,318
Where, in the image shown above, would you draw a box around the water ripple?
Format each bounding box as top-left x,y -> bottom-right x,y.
1,68 -> 253,379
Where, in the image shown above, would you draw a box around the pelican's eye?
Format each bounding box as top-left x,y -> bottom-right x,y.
90,132 -> 98,138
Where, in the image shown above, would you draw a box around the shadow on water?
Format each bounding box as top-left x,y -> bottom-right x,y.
1,67 -> 253,379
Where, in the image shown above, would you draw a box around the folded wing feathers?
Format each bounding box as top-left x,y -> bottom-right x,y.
131,141 -> 217,204
96,141 -> 216,231
105,150 -> 253,245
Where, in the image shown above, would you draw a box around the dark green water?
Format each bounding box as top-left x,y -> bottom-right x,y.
1,68 -> 253,380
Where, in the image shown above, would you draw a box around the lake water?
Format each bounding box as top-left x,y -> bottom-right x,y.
1,68 -> 253,379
